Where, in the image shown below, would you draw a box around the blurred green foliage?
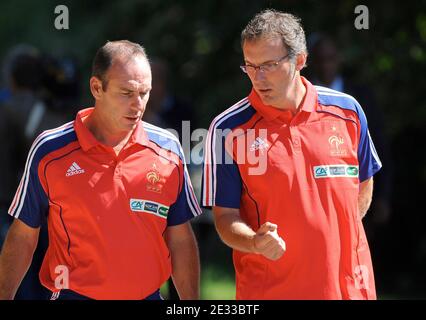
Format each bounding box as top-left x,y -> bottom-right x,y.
1,0 -> 424,133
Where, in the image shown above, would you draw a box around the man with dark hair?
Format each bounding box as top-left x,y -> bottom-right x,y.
202,9 -> 382,299
92,40 -> 148,90
0,40 -> 201,300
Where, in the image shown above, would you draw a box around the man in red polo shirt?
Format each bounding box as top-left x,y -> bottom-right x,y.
0,40 -> 202,300
202,10 -> 381,299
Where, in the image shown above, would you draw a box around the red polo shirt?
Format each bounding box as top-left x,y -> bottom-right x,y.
9,108 -> 201,299
202,77 -> 382,299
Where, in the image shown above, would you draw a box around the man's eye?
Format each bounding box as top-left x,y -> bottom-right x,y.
122,92 -> 132,96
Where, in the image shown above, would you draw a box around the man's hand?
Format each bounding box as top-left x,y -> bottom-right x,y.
253,222 -> 286,261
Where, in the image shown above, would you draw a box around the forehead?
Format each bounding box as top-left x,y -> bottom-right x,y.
243,36 -> 286,61
106,56 -> 152,88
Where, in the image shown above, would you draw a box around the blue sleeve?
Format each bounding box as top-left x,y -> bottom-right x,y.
167,164 -> 202,226
7,125 -> 77,228
201,127 -> 242,209
8,154 -> 49,228
357,105 -> 383,181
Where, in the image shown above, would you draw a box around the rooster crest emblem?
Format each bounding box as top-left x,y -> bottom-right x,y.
146,163 -> 162,193
328,135 -> 347,156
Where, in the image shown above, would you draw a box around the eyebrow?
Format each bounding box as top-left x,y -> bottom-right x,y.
119,86 -> 151,93
244,58 -> 278,65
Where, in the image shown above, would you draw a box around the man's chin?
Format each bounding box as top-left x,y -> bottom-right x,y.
122,123 -> 138,132
259,95 -> 275,106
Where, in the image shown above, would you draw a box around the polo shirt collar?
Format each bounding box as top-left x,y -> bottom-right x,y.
248,76 -> 317,122
74,107 -> 150,152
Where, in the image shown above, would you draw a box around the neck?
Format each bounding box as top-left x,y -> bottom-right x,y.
85,108 -> 132,149
275,74 -> 306,115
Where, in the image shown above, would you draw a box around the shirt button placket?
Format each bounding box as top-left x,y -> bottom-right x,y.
113,157 -> 122,179
290,126 -> 302,153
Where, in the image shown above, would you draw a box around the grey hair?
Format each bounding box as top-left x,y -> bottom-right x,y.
241,9 -> 307,66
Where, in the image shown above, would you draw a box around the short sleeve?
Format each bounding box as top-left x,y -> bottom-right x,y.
202,126 -> 242,209
8,146 -> 49,228
357,104 -> 383,181
167,161 -> 202,226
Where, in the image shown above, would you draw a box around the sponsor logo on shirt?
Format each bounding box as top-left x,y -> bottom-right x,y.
315,166 -> 329,177
65,162 -> 85,177
313,165 -> 359,178
130,198 -> 169,219
346,166 -> 359,176
250,137 -> 269,152
130,199 -> 144,211
144,202 -> 159,213
329,166 -> 346,176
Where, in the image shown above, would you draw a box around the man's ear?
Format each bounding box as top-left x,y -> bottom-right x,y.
295,53 -> 308,72
90,76 -> 104,100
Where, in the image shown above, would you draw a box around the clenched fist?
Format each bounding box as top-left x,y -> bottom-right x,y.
252,222 -> 286,261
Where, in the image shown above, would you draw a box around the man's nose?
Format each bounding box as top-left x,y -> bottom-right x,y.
253,68 -> 266,81
132,94 -> 144,108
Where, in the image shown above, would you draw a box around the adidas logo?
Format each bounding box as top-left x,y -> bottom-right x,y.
250,137 -> 269,152
66,162 -> 85,177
